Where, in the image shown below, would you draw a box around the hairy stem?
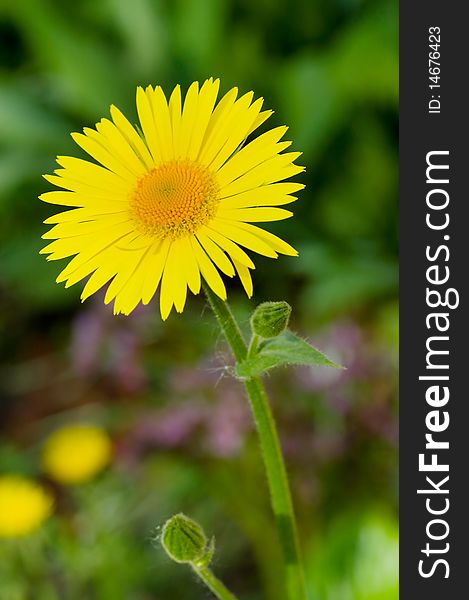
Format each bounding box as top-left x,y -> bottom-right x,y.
203,284 -> 307,600
191,565 -> 239,600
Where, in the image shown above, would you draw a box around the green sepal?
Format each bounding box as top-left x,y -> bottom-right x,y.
193,536 -> 215,568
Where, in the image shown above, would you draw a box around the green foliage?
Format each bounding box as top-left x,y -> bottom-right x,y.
237,331 -> 341,378
0,0 -> 398,597
306,510 -> 399,600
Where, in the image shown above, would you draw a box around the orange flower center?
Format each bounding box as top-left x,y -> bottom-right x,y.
130,160 -> 219,239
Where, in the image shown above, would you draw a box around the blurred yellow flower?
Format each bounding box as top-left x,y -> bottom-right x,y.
42,424 -> 112,485
40,78 -> 303,319
0,475 -> 53,537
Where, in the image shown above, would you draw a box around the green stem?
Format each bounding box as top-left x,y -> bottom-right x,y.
247,333 -> 261,358
203,284 -> 307,600
192,565 -> 238,600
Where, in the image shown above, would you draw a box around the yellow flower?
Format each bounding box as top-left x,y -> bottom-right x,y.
0,475 -> 53,537
40,79 -> 304,319
42,424 -> 112,485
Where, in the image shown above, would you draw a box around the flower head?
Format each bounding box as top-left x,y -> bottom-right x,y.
40,79 -> 304,318
42,424 -> 112,485
0,475 -> 53,537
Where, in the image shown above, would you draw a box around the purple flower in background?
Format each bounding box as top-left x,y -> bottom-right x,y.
205,388 -> 250,457
70,297 -> 147,394
119,352 -> 251,462
131,404 -> 204,450
108,329 -> 146,394
70,306 -> 105,376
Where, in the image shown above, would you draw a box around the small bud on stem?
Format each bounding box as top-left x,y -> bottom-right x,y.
161,513 -> 208,564
250,301 -> 292,339
159,513 -> 238,600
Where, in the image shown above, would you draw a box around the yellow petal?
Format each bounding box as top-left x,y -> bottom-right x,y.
148,86 -> 173,161
55,156 -> 130,191
40,238 -> 79,260
216,126 -> 289,188
42,215 -> 131,240
190,236 -> 227,300
42,173 -> 129,200
233,259 -> 253,298
42,224 -> 134,264
178,81 -> 200,158
217,207 -> 293,223
219,152 -> 304,199
188,78 -> 219,161
136,86 -> 162,163
112,244 -> 156,315
159,242 -> 189,319
211,218 -> 278,258
219,182 -> 304,209
71,132 -> 135,182
246,109 -> 273,136
104,249 -> 146,305
44,206 -> 128,225
40,190 -> 90,208
238,223 -> 298,256
209,95 -> 264,173
167,241 -> 188,313
200,91 -> 255,169
177,236 -> 201,294
110,104 -> 154,169
113,286 -> 142,316
58,235 -> 125,284
141,239 -> 171,305
95,118 -> 148,177
196,231 -> 235,277
63,254 -> 108,288
54,229 -> 135,280
199,225 -> 255,268
198,87 -> 238,166
169,85 -> 182,157
81,261 -> 120,302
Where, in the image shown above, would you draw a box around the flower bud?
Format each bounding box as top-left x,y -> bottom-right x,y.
161,513 -> 208,564
250,301 -> 291,338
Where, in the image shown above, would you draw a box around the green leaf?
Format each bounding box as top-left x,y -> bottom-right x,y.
236,331 -> 342,379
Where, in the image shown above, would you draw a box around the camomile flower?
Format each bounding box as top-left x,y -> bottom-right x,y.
0,475 -> 53,537
41,424 -> 112,485
40,78 -> 304,319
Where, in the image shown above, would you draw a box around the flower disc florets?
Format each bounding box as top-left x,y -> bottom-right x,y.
130,160 -> 219,240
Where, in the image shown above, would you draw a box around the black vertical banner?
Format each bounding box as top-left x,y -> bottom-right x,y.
400,2 -> 468,598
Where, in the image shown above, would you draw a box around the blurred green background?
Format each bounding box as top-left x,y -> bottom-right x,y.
0,0 -> 398,598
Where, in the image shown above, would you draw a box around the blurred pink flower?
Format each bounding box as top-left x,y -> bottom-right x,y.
70,297 -> 147,394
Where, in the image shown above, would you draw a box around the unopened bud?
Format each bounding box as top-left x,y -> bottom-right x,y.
250,301 -> 291,338
161,513 -> 209,564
